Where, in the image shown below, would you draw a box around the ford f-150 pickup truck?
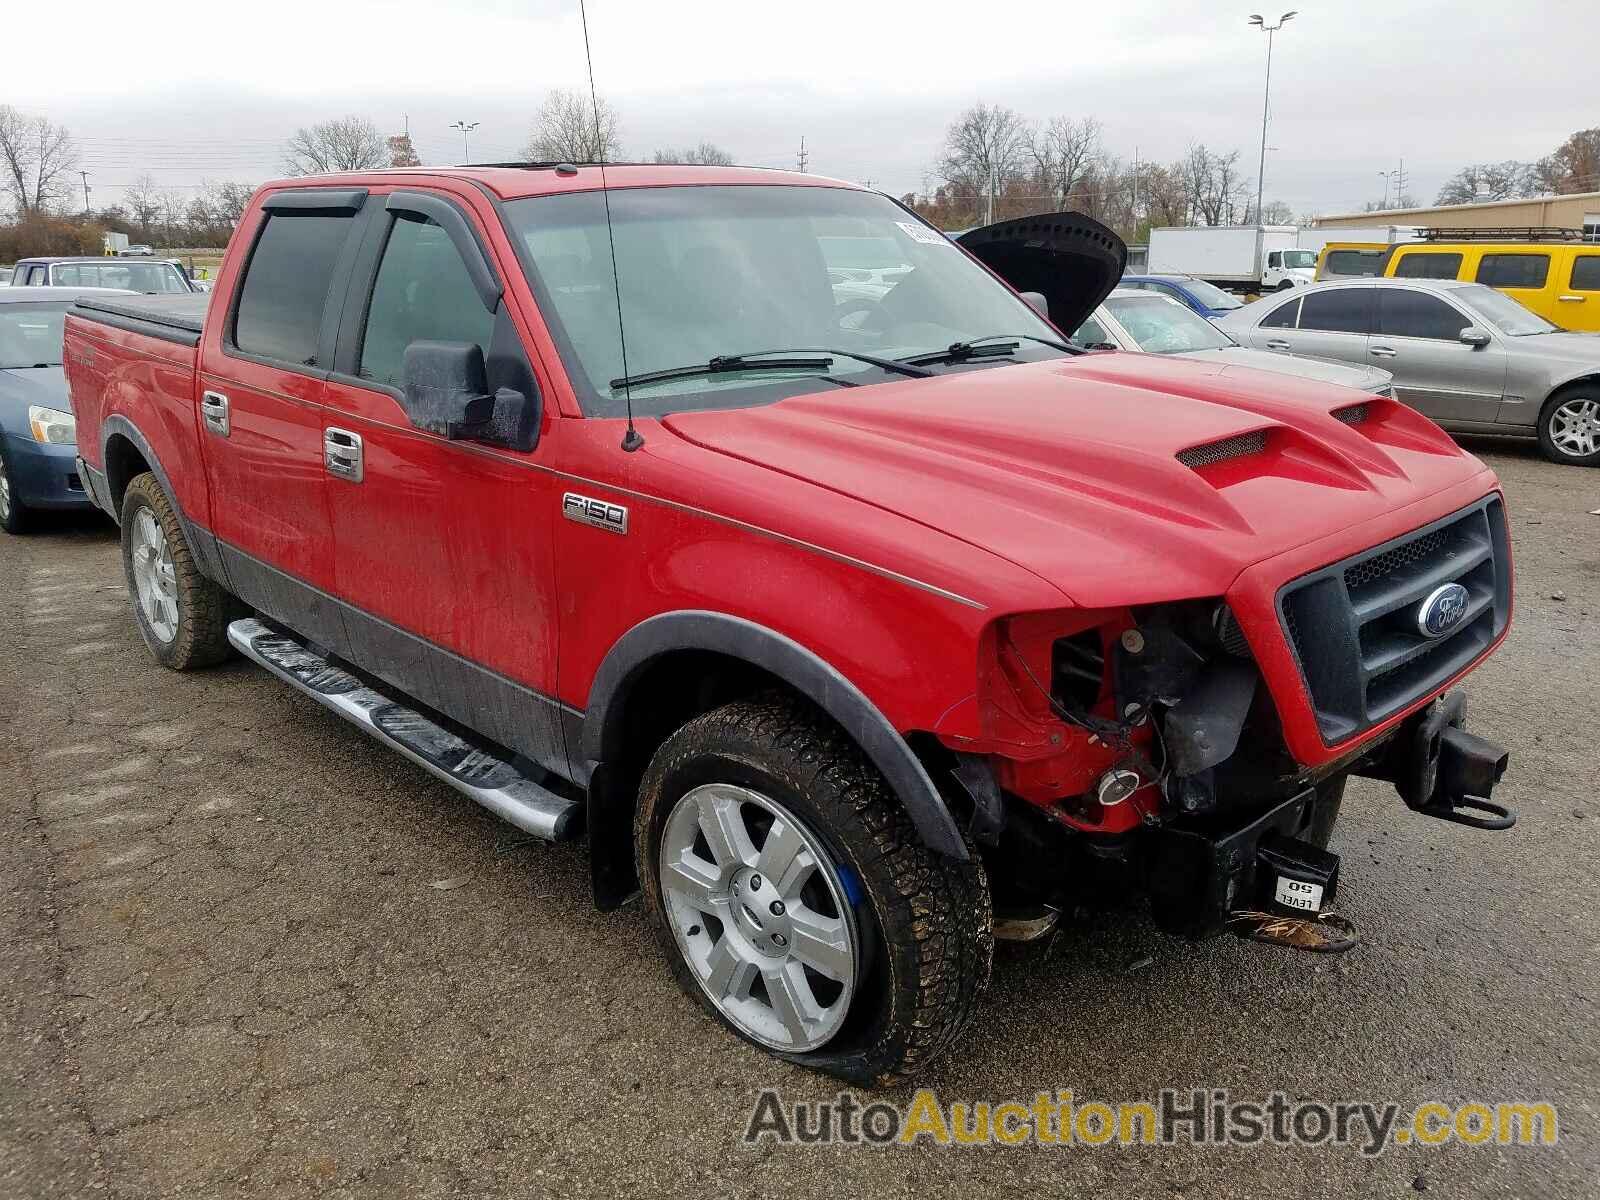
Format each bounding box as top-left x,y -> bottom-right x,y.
64,166 -> 1515,1084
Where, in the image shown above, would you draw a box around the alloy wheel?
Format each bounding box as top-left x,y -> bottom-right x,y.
0,459 -> 11,522
1549,397 -> 1600,459
130,508 -> 178,644
658,783 -> 860,1052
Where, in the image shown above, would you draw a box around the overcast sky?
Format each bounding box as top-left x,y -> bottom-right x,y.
8,0 -> 1589,217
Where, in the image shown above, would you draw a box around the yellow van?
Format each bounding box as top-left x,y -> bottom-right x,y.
1315,242 -> 1391,280
1381,237 -> 1600,332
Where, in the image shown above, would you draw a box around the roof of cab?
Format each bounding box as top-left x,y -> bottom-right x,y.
260,163 -> 860,202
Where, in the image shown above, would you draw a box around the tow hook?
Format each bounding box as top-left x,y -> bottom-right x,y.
1228,831 -> 1358,954
1364,691 -> 1515,831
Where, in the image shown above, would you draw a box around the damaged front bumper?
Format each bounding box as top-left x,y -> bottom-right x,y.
1140,689 -> 1511,941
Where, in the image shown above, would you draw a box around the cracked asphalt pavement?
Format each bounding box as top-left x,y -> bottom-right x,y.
2,441 -> 1597,1199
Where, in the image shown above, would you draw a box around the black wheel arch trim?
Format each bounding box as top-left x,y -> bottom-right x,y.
582,609 -> 969,861
99,415 -> 230,586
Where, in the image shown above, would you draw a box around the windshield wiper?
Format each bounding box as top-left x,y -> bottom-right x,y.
898,332 -> 1075,367
610,347 -> 931,391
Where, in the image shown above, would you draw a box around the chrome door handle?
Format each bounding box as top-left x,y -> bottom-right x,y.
1369,346 -> 1398,358
324,427 -> 363,483
1265,339 -> 1291,351
200,390 -> 230,437
1557,295 -> 1584,302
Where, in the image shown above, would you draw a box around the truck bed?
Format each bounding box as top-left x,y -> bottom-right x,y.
72,292 -> 210,347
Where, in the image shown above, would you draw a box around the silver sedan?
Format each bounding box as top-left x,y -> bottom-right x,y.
1216,278 -> 1600,466
1072,288 -> 1394,393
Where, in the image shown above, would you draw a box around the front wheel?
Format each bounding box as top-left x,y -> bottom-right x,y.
635,698 -> 992,1084
0,446 -> 30,535
1536,389 -> 1600,466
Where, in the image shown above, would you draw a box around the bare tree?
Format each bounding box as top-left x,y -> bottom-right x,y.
1030,116 -> 1101,209
201,179 -> 256,226
1536,128 -> 1600,195
0,105 -> 77,215
522,89 -> 622,162
652,141 -> 734,166
282,116 -> 388,176
121,173 -> 165,238
939,103 -> 1030,224
1435,161 -> 1539,206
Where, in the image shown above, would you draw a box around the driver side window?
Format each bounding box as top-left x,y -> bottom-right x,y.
360,214 -> 496,388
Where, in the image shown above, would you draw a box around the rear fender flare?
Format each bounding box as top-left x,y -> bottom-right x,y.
100,415 -> 227,585
583,610 -> 969,861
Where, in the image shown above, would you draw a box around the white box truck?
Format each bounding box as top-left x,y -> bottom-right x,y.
1146,225 -> 1313,293
102,231 -> 129,256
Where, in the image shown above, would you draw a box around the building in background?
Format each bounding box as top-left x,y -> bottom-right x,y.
1314,192 -> 1600,240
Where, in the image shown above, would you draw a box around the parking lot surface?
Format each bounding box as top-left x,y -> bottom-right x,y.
2,442 -> 1596,1199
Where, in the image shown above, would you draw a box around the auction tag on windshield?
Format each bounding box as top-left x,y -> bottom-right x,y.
897,221 -> 953,246
1274,876 -> 1325,913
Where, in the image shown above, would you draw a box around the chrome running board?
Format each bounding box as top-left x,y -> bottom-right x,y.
227,618 -> 580,841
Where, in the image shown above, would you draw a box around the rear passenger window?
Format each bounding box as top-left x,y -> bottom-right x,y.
1324,249 -> 1386,278
232,214 -> 355,365
1392,252 -> 1462,280
1573,256 -> 1600,291
1377,289 -> 1470,340
1297,289 -> 1373,334
54,265 -> 82,286
359,214 -> 496,388
1476,254 -> 1549,289
1259,295 -> 1301,328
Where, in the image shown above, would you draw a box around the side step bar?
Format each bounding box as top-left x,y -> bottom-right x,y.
227,618 -> 581,841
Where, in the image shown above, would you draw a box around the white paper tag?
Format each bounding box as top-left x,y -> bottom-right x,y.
1274,876 -> 1324,912
896,220 -> 953,246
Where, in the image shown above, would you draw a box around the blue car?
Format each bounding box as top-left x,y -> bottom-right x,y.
0,287 -> 130,533
1117,274 -> 1244,320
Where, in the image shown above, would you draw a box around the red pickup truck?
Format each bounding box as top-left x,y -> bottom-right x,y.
64,165 -> 1514,1083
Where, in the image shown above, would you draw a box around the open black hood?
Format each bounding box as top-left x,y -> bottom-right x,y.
956,211 -> 1127,336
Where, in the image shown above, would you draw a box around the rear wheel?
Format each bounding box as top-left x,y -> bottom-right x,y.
0,446 -> 30,535
119,472 -> 240,669
1537,389 -> 1600,466
635,698 -> 992,1084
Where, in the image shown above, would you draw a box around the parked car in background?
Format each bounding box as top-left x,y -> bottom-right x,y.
1072,288 -> 1394,394
1117,274 -> 1244,319
1379,236 -> 1600,332
0,266 -> 13,287
123,244 -> 156,256
9,257 -> 198,294
0,287 -> 131,533
1216,278 -> 1600,465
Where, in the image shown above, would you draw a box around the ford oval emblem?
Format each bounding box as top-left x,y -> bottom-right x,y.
1416,583 -> 1470,638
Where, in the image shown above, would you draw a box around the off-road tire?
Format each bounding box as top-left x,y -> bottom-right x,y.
0,444 -> 30,535
120,472 -> 239,670
1535,387 -> 1600,467
635,698 -> 993,1085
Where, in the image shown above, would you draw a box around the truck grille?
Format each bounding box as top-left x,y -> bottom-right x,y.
1277,496 -> 1509,744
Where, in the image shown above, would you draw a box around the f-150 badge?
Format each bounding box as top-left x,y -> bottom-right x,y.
563,492 -> 628,535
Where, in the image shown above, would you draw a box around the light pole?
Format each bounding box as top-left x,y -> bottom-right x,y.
1249,11 -> 1296,226
449,120 -> 480,164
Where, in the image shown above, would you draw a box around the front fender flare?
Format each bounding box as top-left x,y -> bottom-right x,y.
583,610 -> 969,861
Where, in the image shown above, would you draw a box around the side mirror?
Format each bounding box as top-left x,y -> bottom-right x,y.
1458,326 -> 1491,348
401,340 -> 538,449
1019,290 -> 1050,319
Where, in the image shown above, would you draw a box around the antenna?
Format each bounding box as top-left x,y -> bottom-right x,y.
578,0 -> 642,452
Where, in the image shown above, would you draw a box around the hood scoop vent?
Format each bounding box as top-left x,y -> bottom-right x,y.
1333,403 -> 1370,426
1176,430 -> 1268,470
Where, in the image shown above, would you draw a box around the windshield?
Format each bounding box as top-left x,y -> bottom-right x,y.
1282,249 -> 1316,270
0,302 -> 68,368
502,185 -> 1062,416
1175,278 -> 1241,310
1455,283 -> 1558,337
1105,294 -> 1234,353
